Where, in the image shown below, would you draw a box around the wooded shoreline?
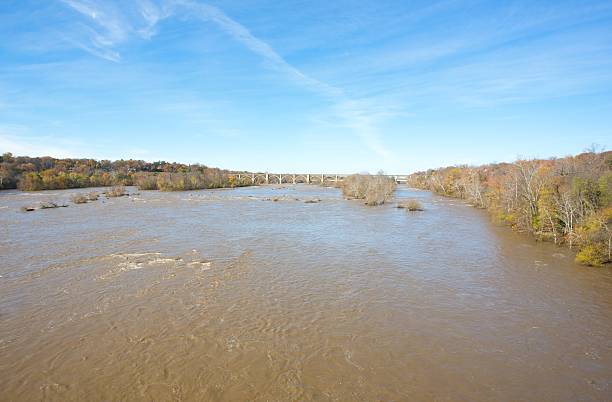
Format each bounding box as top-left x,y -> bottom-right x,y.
408,150 -> 611,266
2,150 -> 610,266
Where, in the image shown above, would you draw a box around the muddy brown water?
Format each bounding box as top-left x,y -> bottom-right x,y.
0,185 -> 611,401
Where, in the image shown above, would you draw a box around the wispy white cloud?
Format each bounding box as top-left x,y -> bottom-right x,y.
136,0 -> 164,39
394,27 -> 612,107
40,0 -> 612,170
203,5 -> 399,162
332,99 -> 400,163
60,0 -> 128,60
179,1 -> 343,99
180,2 -> 393,160
63,32 -> 121,62
57,0 -> 394,161
59,0 -> 171,61
294,1 -> 612,108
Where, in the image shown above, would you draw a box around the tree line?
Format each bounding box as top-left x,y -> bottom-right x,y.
408,150 -> 611,266
0,153 -> 237,191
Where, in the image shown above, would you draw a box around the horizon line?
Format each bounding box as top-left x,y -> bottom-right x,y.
2,146 -> 608,176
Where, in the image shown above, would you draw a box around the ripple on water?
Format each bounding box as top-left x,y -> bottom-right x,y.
0,185 -> 611,401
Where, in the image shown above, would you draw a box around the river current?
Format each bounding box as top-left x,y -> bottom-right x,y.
0,185 -> 610,401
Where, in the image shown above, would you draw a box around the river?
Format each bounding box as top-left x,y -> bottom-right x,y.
0,185 -> 611,401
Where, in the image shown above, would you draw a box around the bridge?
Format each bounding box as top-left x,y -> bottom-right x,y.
229,173 -> 409,185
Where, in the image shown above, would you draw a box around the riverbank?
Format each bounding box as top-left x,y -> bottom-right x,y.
408,151 -> 611,267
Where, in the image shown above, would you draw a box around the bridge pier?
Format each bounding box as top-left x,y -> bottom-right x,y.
233,172 -> 403,186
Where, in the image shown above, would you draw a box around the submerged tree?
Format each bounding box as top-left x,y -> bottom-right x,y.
341,173 -> 396,206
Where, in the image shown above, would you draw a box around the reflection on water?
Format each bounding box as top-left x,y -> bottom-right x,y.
1,185 -> 611,401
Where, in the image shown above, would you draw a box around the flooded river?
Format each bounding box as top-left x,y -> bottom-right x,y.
0,185 -> 611,401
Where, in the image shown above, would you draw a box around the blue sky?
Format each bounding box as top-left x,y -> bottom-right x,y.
0,0 -> 611,173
